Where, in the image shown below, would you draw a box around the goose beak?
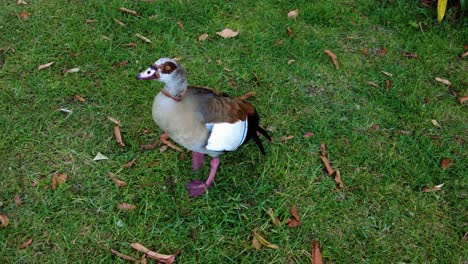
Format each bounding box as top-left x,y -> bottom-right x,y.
136,67 -> 159,80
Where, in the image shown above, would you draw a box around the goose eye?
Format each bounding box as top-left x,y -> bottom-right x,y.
165,65 -> 171,71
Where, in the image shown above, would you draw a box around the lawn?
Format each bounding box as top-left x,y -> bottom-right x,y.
1,0 -> 467,263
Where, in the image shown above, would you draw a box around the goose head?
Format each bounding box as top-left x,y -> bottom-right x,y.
136,58 -> 186,84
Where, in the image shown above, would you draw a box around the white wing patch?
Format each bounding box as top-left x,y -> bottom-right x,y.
205,119 -> 248,152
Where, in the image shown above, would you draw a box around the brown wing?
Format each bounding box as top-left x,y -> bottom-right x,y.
187,86 -> 255,124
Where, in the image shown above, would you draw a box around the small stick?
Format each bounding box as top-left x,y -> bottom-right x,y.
130,243 -> 176,264
110,248 -> 137,261
114,126 -> 125,147
119,7 -> 140,16
237,92 -> 256,100
160,133 -> 183,152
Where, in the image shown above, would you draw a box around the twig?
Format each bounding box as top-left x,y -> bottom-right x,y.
324,49 -> 340,70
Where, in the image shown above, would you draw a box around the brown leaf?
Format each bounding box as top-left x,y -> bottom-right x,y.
122,158 -> 137,168
237,92 -> 256,100
130,243 -> 177,264
279,135 -> 294,142
435,77 -> 451,86
403,52 -> 418,58
198,33 -> 209,41
370,124 -> 379,131
385,80 -> 391,92
458,95 -> 468,104
320,154 -> 335,176
0,214 -> 8,228
116,203 -> 136,211
251,229 -> 279,250
17,0 -> 28,5
267,208 -> 281,227
441,158 -> 453,169
251,233 -> 262,250
110,249 -> 137,261
311,240 -> 323,264
14,194 -> 23,206
177,21 -> 184,29
160,133 -> 183,152
85,19 -> 96,23
108,172 -> 127,187
367,81 -> 379,88
52,173 -> 67,191
18,10 -> 30,20
74,94 -> 86,103
286,26 -> 294,37
304,131 -> 314,138
114,19 -> 126,27
141,254 -> 148,264
37,62 -> 54,70
108,116 -> 121,126
135,33 -> 151,43
140,143 -> 158,150
121,43 -> 137,47
18,239 -> 33,249
119,7 -> 140,16
359,48 -> 369,56
287,9 -> 299,19
422,183 -> 444,193
334,170 -> 344,189
160,145 -> 168,152
379,47 -> 388,55
286,205 -> 301,227
216,28 -> 239,38
324,49 -> 340,70
114,126 -> 125,147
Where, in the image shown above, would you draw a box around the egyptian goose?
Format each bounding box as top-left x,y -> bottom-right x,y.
137,58 -> 271,197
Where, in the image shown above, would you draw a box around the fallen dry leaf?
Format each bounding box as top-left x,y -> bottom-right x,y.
286,206 -> 301,227
286,26 -> 294,37
52,173 -> 67,191
334,170 -> 344,190
441,158 -> 453,169
382,71 -> 393,77
279,135 -> 294,142
64,67 -> 80,74
360,48 -> 369,56
251,229 -> 279,250
403,52 -> 418,58
141,254 -> 148,264
385,80 -> 391,92
18,10 -> 30,20
108,172 -> 127,187
116,203 -> 136,211
320,143 -> 335,176
216,28 -> 239,38
367,81 -> 379,88
460,51 -> 468,59
370,124 -> 379,131
110,249 -> 137,261
160,145 -> 169,153
135,33 -> 151,43
287,59 -> 296,65
38,62 -> 54,70
431,119 -> 441,128
17,0 -> 28,5
18,239 -> 33,249
379,47 -> 388,55
237,92 -> 256,101
422,183 -> 444,193
114,19 -> 126,27
121,43 -> 137,47
119,7 -> 140,16
74,94 -> 86,103
114,126 -> 125,147
267,208 -> 281,227
311,240 -> 323,264
304,131 -> 314,138
122,158 -> 137,168
177,21 -> 184,29
140,143 -> 158,150
93,152 -> 109,161
85,19 -> 96,23
108,116 -> 121,126
287,9 -> 299,19
131,243 -> 177,264
160,133 -> 183,152
435,77 -> 451,86
14,194 -> 22,206
459,96 -> 468,104
198,33 -> 209,41
0,214 -> 8,228
324,50 -> 340,70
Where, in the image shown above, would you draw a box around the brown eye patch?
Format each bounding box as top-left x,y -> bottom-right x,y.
161,61 -> 177,74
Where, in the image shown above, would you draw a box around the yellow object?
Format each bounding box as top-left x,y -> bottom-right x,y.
437,0 -> 448,22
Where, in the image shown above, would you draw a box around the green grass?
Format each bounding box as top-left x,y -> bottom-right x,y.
1,0 -> 467,263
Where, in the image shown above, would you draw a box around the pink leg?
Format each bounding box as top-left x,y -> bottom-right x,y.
185,157 -> 220,197
192,152 -> 205,171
